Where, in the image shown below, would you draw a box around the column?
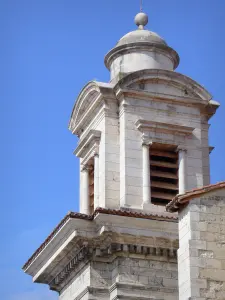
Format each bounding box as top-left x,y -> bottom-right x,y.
142,142 -> 151,204
82,166 -> 90,215
178,147 -> 187,194
94,153 -> 99,209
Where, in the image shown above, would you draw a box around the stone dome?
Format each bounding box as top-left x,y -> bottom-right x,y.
104,11 -> 180,82
117,29 -> 167,47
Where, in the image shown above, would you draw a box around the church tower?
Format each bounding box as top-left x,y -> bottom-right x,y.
23,11 -> 222,300
69,11 -> 218,215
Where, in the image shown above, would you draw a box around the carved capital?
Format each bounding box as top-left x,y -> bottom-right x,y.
176,146 -> 187,153
142,133 -> 153,146
93,149 -> 99,158
81,165 -> 92,172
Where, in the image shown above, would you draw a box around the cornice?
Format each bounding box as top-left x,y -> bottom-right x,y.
115,88 -> 208,108
23,208 -> 177,272
74,130 -> 101,158
136,119 -> 194,136
202,99 -> 220,120
73,287 -> 109,300
69,81 -> 116,136
115,88 -> 219,121
115,69 -> 212,102
71,93 -> 103,136
104,42 -> 179,70
49,245 -> 89,290
22,212 -> 92,272
49,241 -> 177,291
80,144 -> 98,167
109,282 -> 177,299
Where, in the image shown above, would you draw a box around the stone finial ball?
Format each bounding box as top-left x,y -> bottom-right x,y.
134,12 -> 148,27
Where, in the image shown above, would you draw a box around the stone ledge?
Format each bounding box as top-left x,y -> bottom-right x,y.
110,282 -> 178,300
23,208 -> 177,272
73,286 -> 109,300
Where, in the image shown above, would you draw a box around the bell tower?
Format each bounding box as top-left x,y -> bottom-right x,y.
23,10 -> 221,300
69,11 -> 219,215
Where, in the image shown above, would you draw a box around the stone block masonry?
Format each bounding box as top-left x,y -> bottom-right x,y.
177,189 -> 225,300
23,8 -> 220,300
59,255 -> 178,300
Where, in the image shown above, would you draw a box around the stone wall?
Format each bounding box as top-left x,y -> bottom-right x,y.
78,77 -> 211,213
60,264 -> 91,300
59,255 -> 178,300
119,93 -> 209,211
110,51 -> 174,82
178,189 -> 225,299
79,103 -> 121,212
112,256 -> 178,299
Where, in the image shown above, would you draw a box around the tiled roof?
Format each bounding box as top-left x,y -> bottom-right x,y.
22,207 -> 177,271
166,181 -> 225,212
22,212 -> 91,271
94,207 -> 177,221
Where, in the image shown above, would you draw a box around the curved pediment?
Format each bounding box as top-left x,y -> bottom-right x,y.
115,69 -> 212,102
69,81 -> 114,135
69,81 -> 101,134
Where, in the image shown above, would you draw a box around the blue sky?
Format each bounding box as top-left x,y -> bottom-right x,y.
1,0 -> 225,299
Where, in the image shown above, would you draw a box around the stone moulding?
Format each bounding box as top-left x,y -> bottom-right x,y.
104,42 -> 180,71
73,286 -> 109,300
22,207 -> 178,272
22,212 -> 92,271
74,129 -> 101,158
49,245 -> 89,290
109,282 -> 177,300
115,69 -> 212,101
49,242 -> 177,291
115,87 -> 206,106
135,119 -> 194,136
69,81 -> 115,136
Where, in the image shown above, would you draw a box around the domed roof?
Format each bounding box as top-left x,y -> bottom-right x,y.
116,29 -> 167,47
115,12 -> 167,47
104,11 -> 180,79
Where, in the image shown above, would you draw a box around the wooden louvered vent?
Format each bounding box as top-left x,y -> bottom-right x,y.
150,145 -> 179,205
89,165 -> 94,214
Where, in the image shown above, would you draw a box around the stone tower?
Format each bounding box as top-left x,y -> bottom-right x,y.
23,11 -> 224,300
68,11 -> 218,216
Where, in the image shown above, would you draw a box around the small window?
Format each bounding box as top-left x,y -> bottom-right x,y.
88,164 -> 94,214
150,144 -> 178,205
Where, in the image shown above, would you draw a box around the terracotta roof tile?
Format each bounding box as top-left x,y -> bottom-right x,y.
22,207 -> 177,271
166,181 -> 225,212
94,207 -> 177,221
22,212 -> 91,271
